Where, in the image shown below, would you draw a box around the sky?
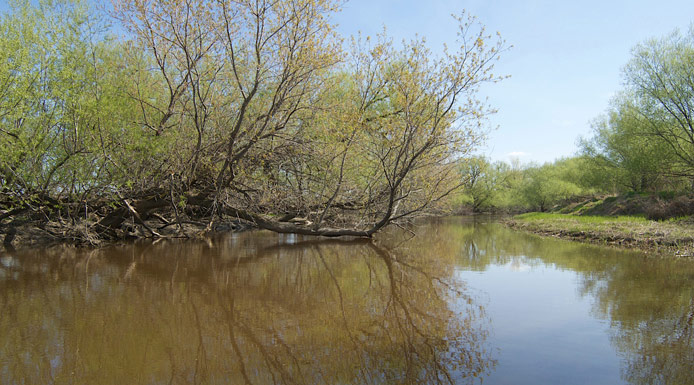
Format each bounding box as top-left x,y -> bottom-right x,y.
2,0 -> 692,165
333,0 -> 694,165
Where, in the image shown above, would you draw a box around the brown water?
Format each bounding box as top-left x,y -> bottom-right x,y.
0,217 -> 692,384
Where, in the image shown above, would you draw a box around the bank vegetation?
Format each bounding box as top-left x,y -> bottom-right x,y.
0,0 -> 506,247
506,213 -> 694,257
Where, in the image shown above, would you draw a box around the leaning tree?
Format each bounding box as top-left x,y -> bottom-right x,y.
112,0 -> 506,237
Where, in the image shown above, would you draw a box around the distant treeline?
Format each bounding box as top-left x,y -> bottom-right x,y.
460,26 -> 694,213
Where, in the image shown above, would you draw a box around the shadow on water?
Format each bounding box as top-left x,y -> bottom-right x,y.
0,229 -> 495,385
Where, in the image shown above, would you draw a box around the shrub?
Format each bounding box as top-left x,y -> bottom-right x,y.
658,191 -> 676,200
645,196 -> 694,220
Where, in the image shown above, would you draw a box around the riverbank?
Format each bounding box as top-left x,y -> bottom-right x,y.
505,213 -> 694,257
0,215 -> 252,251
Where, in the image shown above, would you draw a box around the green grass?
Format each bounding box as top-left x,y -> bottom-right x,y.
508,212 -> 694,257
515,212 -> 648,224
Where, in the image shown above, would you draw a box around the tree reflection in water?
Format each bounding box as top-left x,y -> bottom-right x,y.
450,217 -> 694,385
0,230 -> 495,384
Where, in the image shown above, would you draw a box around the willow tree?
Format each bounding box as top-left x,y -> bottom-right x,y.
0,0 -> 143,219
213,15 -> 506,236
109,1 -> 505,237
0,0 -> 92,199
111,0 -> 342,217
580,95 -> 677,192
624,27 -> 694,179
460,156 -> 512,212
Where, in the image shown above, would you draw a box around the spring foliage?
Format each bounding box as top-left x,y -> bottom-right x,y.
0,0 -> 506,239
461,26 -> 694,214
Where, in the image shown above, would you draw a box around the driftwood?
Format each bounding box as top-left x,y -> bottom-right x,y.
119,195 -> 162,238
220,206 -> 389,238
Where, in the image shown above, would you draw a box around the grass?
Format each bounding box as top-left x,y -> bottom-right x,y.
507,212 -> 694,257
515,212 -> 648,224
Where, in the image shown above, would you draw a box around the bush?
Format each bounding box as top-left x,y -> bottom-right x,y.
603,196 -> 617,204
645,196 -> 694,220
658,191 -> 676,200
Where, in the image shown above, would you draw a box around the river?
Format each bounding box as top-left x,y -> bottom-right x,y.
0,217 -> 692,384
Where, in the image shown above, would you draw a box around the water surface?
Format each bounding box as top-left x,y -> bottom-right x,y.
1,217 -> 692,384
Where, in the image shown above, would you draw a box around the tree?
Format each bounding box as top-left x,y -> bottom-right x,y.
112,0 -> 343,205
0,0 -> 141,212
111,2 -> 506,237
519,161 -> 583,212
580,95 -> 677,192
624,27 -> 694,179
460,156 -> 512,211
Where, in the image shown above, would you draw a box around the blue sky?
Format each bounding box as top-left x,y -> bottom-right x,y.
333,0 -> 694,164
3,0 -> 692,164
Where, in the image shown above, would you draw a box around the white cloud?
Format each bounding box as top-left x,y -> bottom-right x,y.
507,151 -> 529,157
